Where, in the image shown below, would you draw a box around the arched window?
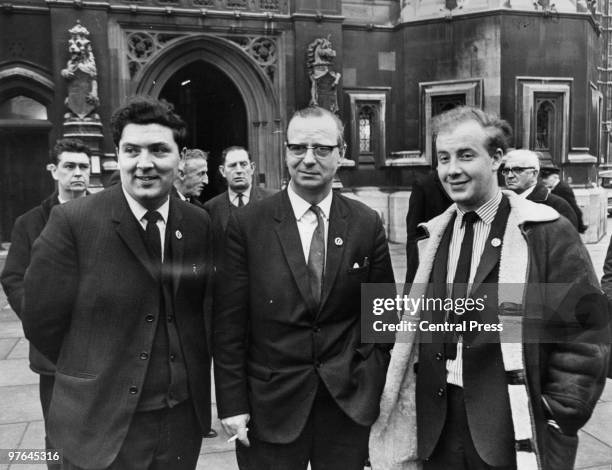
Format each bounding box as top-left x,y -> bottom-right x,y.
0,95 -> 47,120
535,100 -> 554,151
359,106 -> 373,153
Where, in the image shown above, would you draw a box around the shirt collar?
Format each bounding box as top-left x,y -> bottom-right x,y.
287,183 -> 333,221
174,186 -> 187,201
122,185 -> 170,224
228,186 -> 252,202
457,190 -> 502,226
517,184 -> 536,199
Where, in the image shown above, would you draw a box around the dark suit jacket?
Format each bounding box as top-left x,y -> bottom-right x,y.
203,185 -> 276,267
213,190 -> 395,443
405,172 -> 452,284
1,192 -> 59,374
526,182 -> 579,231
21,185 -> 213,469
551,181 -> 587,233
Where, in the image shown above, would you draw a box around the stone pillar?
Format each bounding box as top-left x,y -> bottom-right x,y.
60,21 -> 105,190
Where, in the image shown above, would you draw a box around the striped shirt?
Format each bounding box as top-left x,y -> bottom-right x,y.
446,191 -> 502,387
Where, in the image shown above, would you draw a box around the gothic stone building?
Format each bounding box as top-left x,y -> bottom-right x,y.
0,0 -> 608,243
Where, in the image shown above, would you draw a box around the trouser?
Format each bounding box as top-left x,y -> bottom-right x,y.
423,384 -> 516,470
236,381 -> 370,470
61,399 -> 202,470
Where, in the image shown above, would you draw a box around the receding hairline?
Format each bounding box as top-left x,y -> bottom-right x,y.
504,149 -> 540,170
287,107 -> 345,145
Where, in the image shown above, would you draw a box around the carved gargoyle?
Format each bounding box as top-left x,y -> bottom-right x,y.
61,21 -> 100,120
307,36 -> 341,114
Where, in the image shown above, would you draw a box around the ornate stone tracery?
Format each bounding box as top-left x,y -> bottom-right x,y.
125,30 -> 278,82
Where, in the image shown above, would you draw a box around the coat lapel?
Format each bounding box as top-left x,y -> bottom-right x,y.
471,195 -> 510,294
319,195 -> 348,312
111,186 -> 158,281
273,191 -> 317,312
221,193 -> 232,231
168,197 -> 184,296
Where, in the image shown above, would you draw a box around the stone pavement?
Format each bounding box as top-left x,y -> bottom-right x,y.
1,227 -> 612,470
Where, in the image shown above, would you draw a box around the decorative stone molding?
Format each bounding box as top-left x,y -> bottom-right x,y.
125,30 -> 278,81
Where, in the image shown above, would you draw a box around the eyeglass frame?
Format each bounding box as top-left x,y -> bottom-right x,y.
285,142 -> 342,158
501,166 -> 537,176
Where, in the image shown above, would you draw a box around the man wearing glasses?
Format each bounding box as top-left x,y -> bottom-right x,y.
213,106 -> 395,469
503,149 -> 579,231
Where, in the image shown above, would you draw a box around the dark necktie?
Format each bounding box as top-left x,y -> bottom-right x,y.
307,206 -> 325,305
445,211 -> 479,360
144,210 -> 162,265
237,193 -> 245,207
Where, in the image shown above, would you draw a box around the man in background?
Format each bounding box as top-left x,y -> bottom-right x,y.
1,138 -> 91,468
173,148 -> 209,208
203,146 -> 275,267
503,149 -> 579,231
540,164 -> 587,233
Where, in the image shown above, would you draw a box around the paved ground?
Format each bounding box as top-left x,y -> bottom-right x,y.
1,224 -> 612,469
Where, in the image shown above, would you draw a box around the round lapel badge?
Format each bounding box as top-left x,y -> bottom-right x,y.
175,230 -> 183,240
334,237 -> 343,246
491,237 -> 501,247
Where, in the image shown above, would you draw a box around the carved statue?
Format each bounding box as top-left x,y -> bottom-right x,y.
307,37 -> 341,114
61,21 -> 100,120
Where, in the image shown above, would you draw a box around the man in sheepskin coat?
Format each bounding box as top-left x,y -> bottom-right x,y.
370,106 -> 609,470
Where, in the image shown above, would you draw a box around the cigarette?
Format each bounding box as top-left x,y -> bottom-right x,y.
227,427 -> 249,443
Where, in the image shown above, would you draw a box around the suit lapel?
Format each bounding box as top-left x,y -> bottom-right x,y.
471,195 -> 510,294
431,215 -> 454,323
111,186 -> 158,281
273,192 -> 317,312
221,193 -> 232,231
319,194 -> 348,312
168,198 -> 184,296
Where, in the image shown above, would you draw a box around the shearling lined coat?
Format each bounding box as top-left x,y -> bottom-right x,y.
369,192 -> 609,470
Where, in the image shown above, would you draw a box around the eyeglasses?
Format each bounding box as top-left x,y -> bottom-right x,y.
501,166 -> 536,176
286,143 -> 339,158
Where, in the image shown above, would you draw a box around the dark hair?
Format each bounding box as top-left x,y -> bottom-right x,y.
432,106 -> 513,156
110,96 -> 187,148
51,138 -> 92,164
288,106 -> 345,147
220,146 -> 250,165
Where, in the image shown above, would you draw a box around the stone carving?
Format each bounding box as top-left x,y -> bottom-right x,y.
307,37 -> 341,114
61,21 -> 99,120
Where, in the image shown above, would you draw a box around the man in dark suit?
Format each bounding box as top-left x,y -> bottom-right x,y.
203,146 -> 275,267
371,106 -> 608,470
541,166 -> 587,233
213,106 -> 395,469
1,138 -> 91,468
503,149 -> 580,231
173,147 -> 209,208
405,170 -> 452,284
22,97 -> 213,470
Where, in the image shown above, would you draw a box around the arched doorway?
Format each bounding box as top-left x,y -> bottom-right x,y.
135,34 -> 282,192
160,61 -> 248,200
0,67 -> 55,241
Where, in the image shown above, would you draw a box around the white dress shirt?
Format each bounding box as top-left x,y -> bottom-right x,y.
446,191 -> 502,387
229,187 -> 252,207
287,183 -> 332,263
122,186 -> 170,262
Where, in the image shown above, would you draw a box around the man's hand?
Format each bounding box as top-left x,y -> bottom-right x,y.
221,413 -> 251,447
